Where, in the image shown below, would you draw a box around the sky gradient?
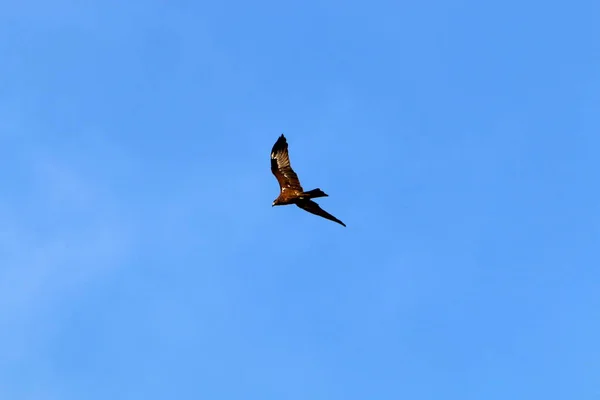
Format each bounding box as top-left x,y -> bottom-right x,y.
1,1 -> 599,399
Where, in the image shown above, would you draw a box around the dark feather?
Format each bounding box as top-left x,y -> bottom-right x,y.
296,199 -> 346,227
270,134 -> 303,193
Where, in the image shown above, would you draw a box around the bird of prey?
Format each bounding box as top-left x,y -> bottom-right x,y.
270,134 -> 346,227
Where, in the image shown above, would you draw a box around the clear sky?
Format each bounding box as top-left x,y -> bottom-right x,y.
1,1 -> 599,399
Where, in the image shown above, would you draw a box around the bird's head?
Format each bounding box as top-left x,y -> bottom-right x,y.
272,199 -> 279,207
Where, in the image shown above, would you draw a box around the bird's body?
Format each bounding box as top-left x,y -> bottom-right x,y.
270,134 -> 346,227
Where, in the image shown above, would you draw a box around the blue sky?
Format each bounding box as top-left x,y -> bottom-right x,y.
1,0 -> 599,398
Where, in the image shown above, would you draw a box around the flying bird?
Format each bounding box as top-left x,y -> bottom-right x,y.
270,134 -> 346,227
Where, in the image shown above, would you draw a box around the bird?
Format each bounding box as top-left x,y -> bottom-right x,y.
270,134 -> 346,227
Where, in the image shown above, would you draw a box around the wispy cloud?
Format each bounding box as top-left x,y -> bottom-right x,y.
0,141 -> 134,398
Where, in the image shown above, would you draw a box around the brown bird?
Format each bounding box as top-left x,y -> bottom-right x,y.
270,134 -> 346,227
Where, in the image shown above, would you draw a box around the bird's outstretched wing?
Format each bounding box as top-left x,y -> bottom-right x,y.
296,199 -> 346,227
270,134 -> 303,192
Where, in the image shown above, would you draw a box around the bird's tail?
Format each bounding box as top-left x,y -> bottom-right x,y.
302,188 -> 328,199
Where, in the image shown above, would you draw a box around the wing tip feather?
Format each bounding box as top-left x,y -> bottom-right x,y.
271,133 -> 288,158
